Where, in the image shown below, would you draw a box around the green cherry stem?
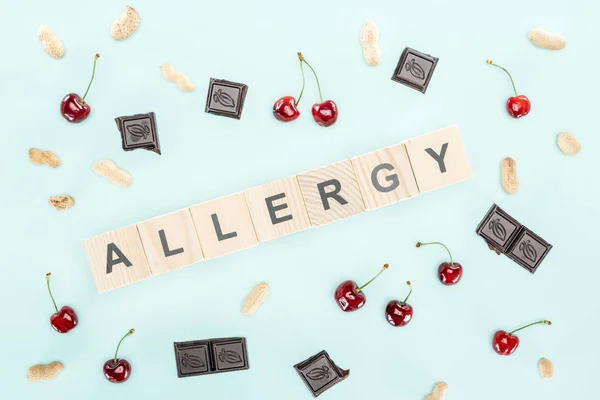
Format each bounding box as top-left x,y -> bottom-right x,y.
486,60 -> 518,97
296,53 -> 306,106
416,242 -> 454,266
46,273 -> 59,313
298,52 -> 323,103
509,320 -> 552,335
80,53 -> 100,104
356,264 -> 389,293
402,281 -> 413,305
114,329 -> 135,364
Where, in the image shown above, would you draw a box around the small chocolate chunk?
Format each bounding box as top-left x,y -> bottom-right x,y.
506,228 -> 552,273
205,78 -> 248,119
174,337 -> 248,378
476,203 -> 523,254
391,47 -> 438,93
115,112 -> 161,155
294,350 -> 349,397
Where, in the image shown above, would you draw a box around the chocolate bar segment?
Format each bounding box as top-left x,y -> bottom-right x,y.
205,78 -> 248,119
476,204 -> 523,253
174,337 -> 248,378
506,228 -> 552,273
294,350 -> 349,397
115,112 -> 161,155
211,338 -> 249,372
391,47 -> 438,93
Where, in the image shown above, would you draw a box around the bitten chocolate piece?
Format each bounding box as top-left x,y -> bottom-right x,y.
205,78 -> 248,119
506,227 -> 552,273
476,204 -> 523,254
294,350 -> 349,397
391,47 -> 438,93
174,337 -> 248,378
115,112 -> 161,155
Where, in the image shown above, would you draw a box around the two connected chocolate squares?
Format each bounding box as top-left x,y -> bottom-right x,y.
174,337 -> 249,378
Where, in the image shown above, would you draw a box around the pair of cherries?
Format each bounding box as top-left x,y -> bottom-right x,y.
46,273 -> 134,383
273,52 -> 338,127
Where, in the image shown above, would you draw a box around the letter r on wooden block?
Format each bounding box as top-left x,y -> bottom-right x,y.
297,160 -> 366,226
137,209 -> 205,275
189,192 -> 258,259
404,125 -> 472,193
244,176 -> 311,242
351,143 -> 419,210
82,225 -> 152,293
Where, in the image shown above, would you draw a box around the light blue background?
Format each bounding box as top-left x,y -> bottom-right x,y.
0,0 -> 597,398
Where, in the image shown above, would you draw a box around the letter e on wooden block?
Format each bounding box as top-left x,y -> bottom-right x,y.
404,125 -> 472,193
189,192 -> 258,259
244,176 -> 311,242
351,143 -> 419,210
297,160 -> 365,226
82,225 -> 152,293
137,209 -> 204,275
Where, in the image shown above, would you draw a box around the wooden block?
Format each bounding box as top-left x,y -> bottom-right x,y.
189,192 -> 258,259
351,143 -> 419,210
137,209 -> 204,275
297,160 -> 365,226
244,176 -> 311,242
83,225 -> 152,293
404,125 -> 472,193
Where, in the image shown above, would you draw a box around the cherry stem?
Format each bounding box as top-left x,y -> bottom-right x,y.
356,264 -> 388,292
509,320 -> 551,335
416,242 -> 454,266
81,54 -> 100,104
114,329 -> 135,363
46,273 -> 59,314
402,281 -> 413,304
297,57 -> 306,106
486,60 -> 518,97
298,52 -> 323,103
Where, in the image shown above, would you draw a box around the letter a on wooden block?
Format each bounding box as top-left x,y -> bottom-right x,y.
297,160 -> 366,226
244,176 -> 311,242
351,143 -> 419,210
82,225 -> 152,293
137,209 -> 204,275
404,125 -> 472,193
189,192 -> 258,259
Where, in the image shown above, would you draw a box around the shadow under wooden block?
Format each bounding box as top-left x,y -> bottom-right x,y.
404,125 -> 472,193
244,176 -> 311,242
137,209 -> 204,275
297,160 -> 366,227
351,143 -> 419,210
189,192 -> 258,259
82,224 -> 152,293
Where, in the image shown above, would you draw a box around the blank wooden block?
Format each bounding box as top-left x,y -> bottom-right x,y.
244,176 -> 311,242
404,125 -> 472,193
189,192 -> 258,259
137,209 -> 204,275
83,225 -> 152,293
351,143 -> 419,210
297,160 -> 365,226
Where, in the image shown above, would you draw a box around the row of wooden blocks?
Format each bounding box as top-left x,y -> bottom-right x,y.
83,125 -> 472,293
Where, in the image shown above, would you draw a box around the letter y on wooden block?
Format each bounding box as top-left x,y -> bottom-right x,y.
189,192 -> 258,259
351,143 -> 419,210
297,160 -> 366,226
137,209 -> 204,275
82,225 -> 152,293
404,125 -> 472,193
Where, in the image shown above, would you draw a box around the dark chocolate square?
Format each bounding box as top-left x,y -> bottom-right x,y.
506,228 -> 552,273
211,338 -> 249,372
391,47 -> 438,93
476,204 -> 523,253
205,78 -> 248,119
174,340 -> 211,377
294,350 -> 349,397
115,112 -> 161,155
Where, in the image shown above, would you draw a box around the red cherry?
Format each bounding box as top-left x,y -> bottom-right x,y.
311,100 -> 338,127
61,54 -> 99,123
334,264 -> 388,312
486,60 -> 530,119
492,320 -> 551,356
46,273 -> 78,333
273,96 -> 300,122
385,281 -> 414,327
103,329 -> 135,383
416,242 -> 463,286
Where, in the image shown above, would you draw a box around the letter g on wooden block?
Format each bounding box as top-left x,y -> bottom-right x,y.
82,224 -> 152,293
